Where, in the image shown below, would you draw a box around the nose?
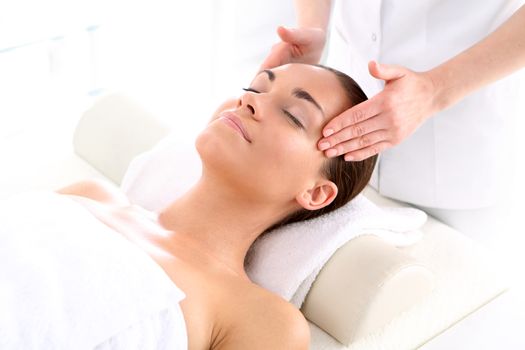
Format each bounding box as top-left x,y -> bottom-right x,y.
238,92 -> 257,119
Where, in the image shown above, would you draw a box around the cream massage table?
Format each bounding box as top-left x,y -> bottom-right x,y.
0,92 -> 510,349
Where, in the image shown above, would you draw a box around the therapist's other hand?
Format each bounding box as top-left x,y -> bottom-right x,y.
318,60 -> 439,161
260,26 -> 326,69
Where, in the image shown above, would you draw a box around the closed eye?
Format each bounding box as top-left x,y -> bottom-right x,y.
242,87 -> 260,93
283,110 -> 304,129
243,87 -> 304,130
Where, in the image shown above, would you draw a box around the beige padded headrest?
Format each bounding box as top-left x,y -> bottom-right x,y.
73,93 -> 172,185
301,234 -> 435,345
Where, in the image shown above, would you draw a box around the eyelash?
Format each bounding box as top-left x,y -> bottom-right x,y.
241,87 -> 305,129
242,87 -> 260,93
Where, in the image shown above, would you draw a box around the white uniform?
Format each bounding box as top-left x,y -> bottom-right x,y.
326,0 -> 524,212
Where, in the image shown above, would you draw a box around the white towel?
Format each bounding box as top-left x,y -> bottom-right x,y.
244,193 -> 427,308
0,190 -> 187,350
121,133 -> 202,213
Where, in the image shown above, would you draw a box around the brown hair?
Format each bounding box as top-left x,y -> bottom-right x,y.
260,64 -> 378,235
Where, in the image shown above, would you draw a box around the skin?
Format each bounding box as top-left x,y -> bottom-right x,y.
262,1 -> 525,161
56,63 -> 351,349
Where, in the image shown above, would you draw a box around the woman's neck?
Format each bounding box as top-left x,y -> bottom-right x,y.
157,176 -> 290,279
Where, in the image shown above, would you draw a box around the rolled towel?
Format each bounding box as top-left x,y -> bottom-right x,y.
121,133 -> 201,212
244,194 -> 427,308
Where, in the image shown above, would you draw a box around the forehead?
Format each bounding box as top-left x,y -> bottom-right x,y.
265,64 -> 350,120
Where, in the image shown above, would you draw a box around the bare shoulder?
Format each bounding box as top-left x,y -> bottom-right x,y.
262,296 -> 311,349
54,178 -> 131,206
214,284 -> 310,350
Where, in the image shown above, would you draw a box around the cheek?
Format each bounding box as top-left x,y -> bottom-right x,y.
257,128 -> 304,163
252,130 -> 317,191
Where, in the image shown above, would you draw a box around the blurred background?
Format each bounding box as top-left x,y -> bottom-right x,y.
0,0 -> 295,140
0,0 -> 523,229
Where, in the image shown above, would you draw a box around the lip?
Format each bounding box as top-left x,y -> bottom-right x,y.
218,112 -> 252,143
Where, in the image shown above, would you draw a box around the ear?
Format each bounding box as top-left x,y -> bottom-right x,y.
209,98 -> 238,123
295,180 -> 338,211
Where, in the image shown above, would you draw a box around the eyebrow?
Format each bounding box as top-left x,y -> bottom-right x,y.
292,88 -> 323,114
259,69 -> 324,116
262,69 -> 275,81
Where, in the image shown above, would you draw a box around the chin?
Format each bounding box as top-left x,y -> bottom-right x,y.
194,124 -> 249,185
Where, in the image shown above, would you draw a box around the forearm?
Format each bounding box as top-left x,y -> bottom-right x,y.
293,0 -> 332,30
428,4 -> 525,112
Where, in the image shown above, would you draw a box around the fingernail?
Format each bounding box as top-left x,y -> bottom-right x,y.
345,154 -> 354,161
319,142 -> 330,151
323,129 -> 334,137
326,149 -> 337,157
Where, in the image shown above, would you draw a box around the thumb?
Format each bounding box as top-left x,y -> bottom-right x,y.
368,60 -> 406,81
259,40 -> 291,70
277,26 -> 313,45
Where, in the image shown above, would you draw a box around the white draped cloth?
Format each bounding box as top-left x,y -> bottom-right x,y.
0,190 -> 187,350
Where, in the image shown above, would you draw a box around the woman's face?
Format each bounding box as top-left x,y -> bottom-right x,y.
195,63 -> 351,211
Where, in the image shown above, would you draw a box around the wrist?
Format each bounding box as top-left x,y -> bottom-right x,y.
294,0 -> 332,32
424,66 -> 455,114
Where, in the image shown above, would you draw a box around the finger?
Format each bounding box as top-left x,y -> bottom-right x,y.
278,26 -> 322,45
322,97 -> 382,137
343,141 -> 390,161
322,130 -> 389,157
276,26 -> 294,42
318,116 -> 384,151
259,43 -> 289,70
259,53 -> 280,70
368,60 -> 406,81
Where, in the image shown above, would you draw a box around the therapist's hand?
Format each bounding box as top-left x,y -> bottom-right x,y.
318,60 -> 440,161
260,26 -> 326,69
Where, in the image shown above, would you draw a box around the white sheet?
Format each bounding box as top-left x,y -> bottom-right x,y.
0,190 -> 187,350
